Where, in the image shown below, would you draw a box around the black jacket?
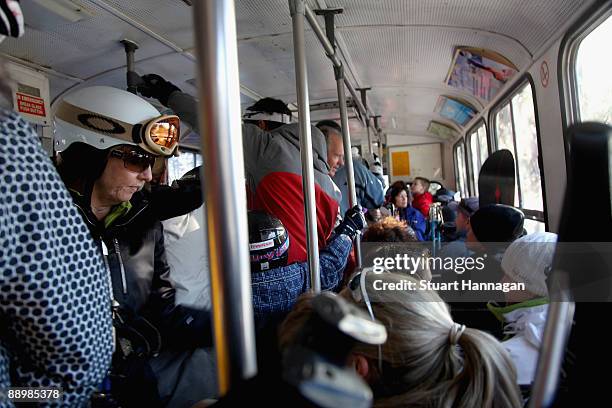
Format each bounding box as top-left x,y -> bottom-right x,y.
70,187 -> 211,353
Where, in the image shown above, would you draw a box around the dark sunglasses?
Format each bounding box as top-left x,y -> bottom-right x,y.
109,148 -> 156,173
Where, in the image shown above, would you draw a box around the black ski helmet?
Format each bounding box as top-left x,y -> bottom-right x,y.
248,210 -> 290,272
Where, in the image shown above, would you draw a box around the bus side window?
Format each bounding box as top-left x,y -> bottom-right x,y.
168,149 -> 203,184
453,139 -> 469,198
466,121 -> 489,196
572,13 -> 612,126
492,81 -> 545,233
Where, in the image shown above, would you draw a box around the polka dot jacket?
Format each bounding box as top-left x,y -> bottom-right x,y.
0,109 -> 114,407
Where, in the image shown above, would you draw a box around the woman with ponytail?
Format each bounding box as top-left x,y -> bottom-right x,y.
280,272 -> 522,408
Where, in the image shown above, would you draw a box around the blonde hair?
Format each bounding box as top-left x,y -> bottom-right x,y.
279,274 -> 522,408
351,273 -> 521,408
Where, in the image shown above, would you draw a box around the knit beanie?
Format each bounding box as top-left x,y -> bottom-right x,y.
501,232 -> 558,297
470,204 -> 524,242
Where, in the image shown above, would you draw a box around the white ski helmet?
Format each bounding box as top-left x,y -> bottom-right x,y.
54,86 -> 179,156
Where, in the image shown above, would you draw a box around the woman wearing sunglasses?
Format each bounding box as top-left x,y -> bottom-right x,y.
281,272 -> 522,408
55,86 -> 216,407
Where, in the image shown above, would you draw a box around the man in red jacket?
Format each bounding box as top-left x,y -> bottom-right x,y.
411,176 -> 434,218
136,75 -> 341,265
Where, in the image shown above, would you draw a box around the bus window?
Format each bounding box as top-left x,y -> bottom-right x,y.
168,150 -> 203,184
467,122 -> 488,195
512,84 -> 543,213
574,14 -> 612,125
493,81 -> 545,232
495,104 -> 515,154
494,103 -> 520,207
454,140 -> 469,198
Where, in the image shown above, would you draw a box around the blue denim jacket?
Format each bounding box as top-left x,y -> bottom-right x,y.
251,233 -> 353,328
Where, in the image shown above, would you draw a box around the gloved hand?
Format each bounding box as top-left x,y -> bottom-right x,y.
136,74 -> 181,106
335,205 -> 366,239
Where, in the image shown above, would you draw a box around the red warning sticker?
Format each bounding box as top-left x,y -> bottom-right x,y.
16,92 -> 46,117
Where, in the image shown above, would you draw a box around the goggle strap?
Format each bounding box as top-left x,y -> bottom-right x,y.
131,123 -> 144,144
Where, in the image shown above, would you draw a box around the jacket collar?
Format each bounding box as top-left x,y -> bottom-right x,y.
69,187 -> 146,230
492,300 -> 549,348
487,297 -> 549,322
103,201 -> 132,228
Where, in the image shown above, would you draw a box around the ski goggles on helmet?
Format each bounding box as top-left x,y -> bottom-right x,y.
136,115 -> 180,155
55,101 -> 180,156
109,147 -> 157,173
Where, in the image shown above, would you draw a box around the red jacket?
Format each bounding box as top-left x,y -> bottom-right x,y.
412,191 -> 433,218
248,172 -> 339,264
243,124 -> 341,264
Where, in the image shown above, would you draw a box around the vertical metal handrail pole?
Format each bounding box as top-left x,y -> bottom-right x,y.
120,39 -> 139,94
303,6 -> 374,134
529,271 -> 574,408
366,120 -> 372,157
344,80 -> 368,127
373,115 -> 383,162
289,0 -> 321,292
358,88 -> 373,156
528,302 -> 573,407
192,0 -> 257,394
336,67 -> 362,267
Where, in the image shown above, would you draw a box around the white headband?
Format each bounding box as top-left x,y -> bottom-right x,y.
243,111 -> 293,124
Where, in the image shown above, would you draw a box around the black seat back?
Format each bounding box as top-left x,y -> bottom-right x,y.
530,122 -> 612,408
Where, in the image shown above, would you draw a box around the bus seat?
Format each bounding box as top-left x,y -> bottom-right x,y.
530,122 -> 612,408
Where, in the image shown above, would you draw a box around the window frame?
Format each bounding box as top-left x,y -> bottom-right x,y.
453,138 -> 469,198
465,119 -> 489,196
488,75 -> 548,228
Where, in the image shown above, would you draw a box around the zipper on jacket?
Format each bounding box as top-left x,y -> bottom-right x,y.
100,240 -> 119,348
113,238 -> 128,295
100,239 -> 112,274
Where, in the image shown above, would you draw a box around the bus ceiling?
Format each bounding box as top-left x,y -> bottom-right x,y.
0,0 -> 600,145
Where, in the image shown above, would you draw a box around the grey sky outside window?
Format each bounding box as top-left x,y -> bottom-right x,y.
575,14 -> 612,126
495,104 -> 520,207
469,123 -> 488,195
455,143 -> 468,198
477,126 -> 488,174
512,84 -> 544,212
168,151 -> 203,184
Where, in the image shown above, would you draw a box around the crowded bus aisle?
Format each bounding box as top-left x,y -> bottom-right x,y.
1,0 -> 611,407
